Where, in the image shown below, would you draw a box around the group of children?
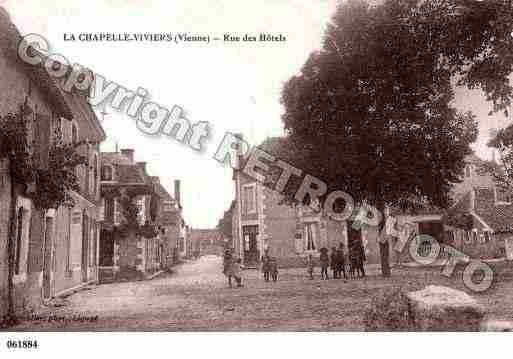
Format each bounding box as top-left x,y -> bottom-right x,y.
223,240 -> 366,288
307,241 -> 366,280
261,253 -> 279,282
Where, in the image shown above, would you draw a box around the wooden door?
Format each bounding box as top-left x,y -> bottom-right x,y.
43,216 -> 54,299
242,225 -> 259,266
81,211 -> 89,282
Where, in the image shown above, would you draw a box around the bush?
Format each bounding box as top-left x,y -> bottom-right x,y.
363,287 -> 413,331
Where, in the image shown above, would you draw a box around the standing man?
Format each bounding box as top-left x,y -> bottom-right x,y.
356,240 -> 366,278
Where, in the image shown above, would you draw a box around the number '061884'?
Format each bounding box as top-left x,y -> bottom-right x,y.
6,340 -> 39,349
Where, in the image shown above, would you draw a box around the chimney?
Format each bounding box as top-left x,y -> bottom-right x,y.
234,133 -> 245,170
120,148 -> 134,163
174,180 -> 181,206
136,161 -> 146,173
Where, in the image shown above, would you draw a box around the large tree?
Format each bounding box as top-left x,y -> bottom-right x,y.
280,0 -> 512,276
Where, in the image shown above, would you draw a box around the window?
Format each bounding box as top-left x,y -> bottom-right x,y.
305,222 -> 317,251
105,198 -> 115,222
14,208 -> 24,275
163,201 -> 175,212
137,197 -> 146,224
71,123 -> 78,144
465,165 -> 472,178
101,165 -> 113,181
52,113 -> 62,141
496,188 -> 512,203
242,185 -> 256,214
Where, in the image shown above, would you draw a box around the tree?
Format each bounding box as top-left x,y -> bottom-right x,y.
280,0 -> 512,276
217,201 -> 235,244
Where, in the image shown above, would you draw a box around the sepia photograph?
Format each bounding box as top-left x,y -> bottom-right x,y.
0,0 -> 513,356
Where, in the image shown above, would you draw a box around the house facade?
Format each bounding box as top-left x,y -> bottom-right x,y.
1,7 -> 106,317
151,177 -> 184,268
98,149 -> 163,282
231,136 -> 510,268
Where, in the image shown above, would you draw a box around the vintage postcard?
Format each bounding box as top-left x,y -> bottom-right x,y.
0,0 -> 513,356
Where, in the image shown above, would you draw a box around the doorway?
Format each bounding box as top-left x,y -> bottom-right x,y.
242,225 -> 259,266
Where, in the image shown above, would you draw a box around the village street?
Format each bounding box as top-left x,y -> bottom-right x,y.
10,256 -> 513,331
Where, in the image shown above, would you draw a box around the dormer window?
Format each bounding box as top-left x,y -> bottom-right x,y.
101,165 -> 113,181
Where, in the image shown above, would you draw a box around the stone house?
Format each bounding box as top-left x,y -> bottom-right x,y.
1,7 -> 106,317
231,136 -> 510,268
231,137 -> 382,267
98,149 -> 161,282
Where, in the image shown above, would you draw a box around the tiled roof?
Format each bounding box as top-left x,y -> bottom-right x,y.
448,187 -> 513,233
0,8 -> 72,118
155,183 -> 174,201
115,164 -> 145,184
474,188 -> 513,233
476,205 -> 513,233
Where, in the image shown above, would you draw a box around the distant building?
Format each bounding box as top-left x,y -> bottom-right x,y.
188,229 -> 223,257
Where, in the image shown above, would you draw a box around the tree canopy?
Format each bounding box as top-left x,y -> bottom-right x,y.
280,0 -> 513,213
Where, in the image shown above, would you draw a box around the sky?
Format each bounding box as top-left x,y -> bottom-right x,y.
2,0 -> 511,228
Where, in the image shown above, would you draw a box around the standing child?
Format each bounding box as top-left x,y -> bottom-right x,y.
336,243 -> 347,280
269,258 -> 278,282
330,247 -> 338,279
261,252 -> 271,282
231,258 -> 244,287
306,254 -> 315,280
319,248 -> 329,280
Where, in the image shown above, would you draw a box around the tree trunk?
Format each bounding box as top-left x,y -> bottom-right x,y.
5,161 -> 17,324
376,201 -> 391,277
